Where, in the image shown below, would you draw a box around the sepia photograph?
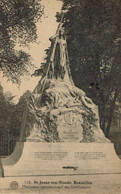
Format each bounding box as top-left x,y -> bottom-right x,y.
0,0 -> 121,193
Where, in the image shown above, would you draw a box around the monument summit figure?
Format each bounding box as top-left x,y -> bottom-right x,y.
20,17 -> 109,143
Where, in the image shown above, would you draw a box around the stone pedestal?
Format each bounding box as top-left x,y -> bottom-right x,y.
2,142 -> 121,177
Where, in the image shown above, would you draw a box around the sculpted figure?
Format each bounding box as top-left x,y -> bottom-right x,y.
20,20 -> 110,144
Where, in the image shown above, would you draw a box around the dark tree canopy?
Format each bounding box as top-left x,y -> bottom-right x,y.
10,90 -> 32,136
0,83 -> 14,135
56,0 -> 121,137
0,85 -> 32,137
0,0 -> 43,83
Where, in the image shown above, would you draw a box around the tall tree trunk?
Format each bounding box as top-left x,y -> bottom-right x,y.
101,115 -> 106,133
99,101 -> 107,133
98,93 -> 107,133
105,89 -> 119,138
0,158 -> 4,177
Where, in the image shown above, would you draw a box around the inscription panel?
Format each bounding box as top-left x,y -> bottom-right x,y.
75,152 -> 106,160
34,152 -> 68,160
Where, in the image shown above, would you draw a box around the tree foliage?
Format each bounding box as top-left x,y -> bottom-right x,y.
10,90 -> 32,136
57,0 -> 121,136
0,84 -> 32,137
0,0 -> 43,83
0,83 -> 14,135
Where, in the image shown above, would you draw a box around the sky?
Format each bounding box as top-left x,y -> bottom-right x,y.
0,0 -> 62,103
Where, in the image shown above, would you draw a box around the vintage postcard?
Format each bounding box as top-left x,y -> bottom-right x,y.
0,0 -> 121,193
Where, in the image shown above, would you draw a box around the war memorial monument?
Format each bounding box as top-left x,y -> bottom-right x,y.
0,18 -> 121,192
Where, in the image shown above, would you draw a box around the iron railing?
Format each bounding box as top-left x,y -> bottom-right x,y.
0,134 -> 19,156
